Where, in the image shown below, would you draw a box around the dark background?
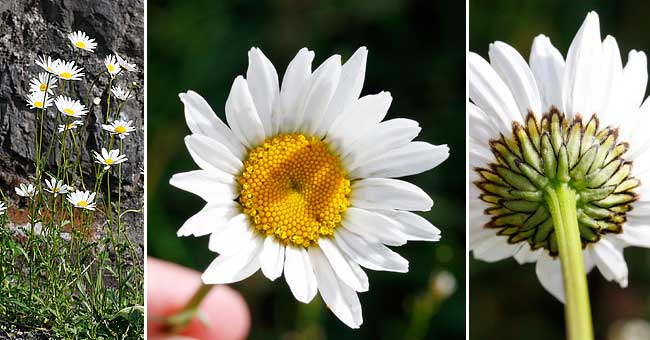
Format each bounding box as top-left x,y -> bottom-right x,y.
148,0 -> 465,339
470,1 -> 650,339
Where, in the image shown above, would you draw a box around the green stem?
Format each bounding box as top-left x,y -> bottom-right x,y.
165,284 -> 215,333
545,183 -> 594,340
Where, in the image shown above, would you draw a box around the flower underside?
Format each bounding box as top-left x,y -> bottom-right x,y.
475,108 -> 639,255
237,133 -> 351,248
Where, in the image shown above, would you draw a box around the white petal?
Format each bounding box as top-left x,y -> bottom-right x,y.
342,118 -> 421,167
375,210 -> 441,241
597,36 -> 623,126
488,41 -> 542,116
246,47 -> 279,135
319,238 -> 369,292
202,236 -> 263,284
225,76 -> 266,148
563,11 -> 604,118
513,245 -> 542,264
177,202 -> 239,237
308,247 -> 363,328
334,228 -> 408,273
614,223 -> 650,248
468,52 -> 521,132
529,35 -> 565,112
298,55 -> 341,135
208,214 -> 255,256
284,245 -> 317,303
471,235 -> 520,262
590,238 -> 628,287
184,134 -> 243,174
351,178 -> 433,211
535,253 -> 565,303
179,91 -> 246,159
618,50 -> 647,127
169,170 -> 236,203
326,92 -> 392,151
341,207 -> 407,246
316,47 -> 367,136
348,142 -> 449,179
259,237 -> 285,281
277,48 -> 314,134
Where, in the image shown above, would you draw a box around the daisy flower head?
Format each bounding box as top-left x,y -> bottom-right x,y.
35,55 -> 61,74
57,120 -> 83,133
171,46 -> 450,328
116,53 -> 137,72
104,55 -> 121,77
55,60 -> 84,81
102,119 -> 135,139
55,96 -> 88,118
111,85 -> 133,101
25,91 -> 53,109
29,72 -> 58,95
0,202 -> 5,215
469,11 -> 650,303
66,190 -> 96,211
68,31 -> 97,52
93,148 -> 127,170
15,183 -> 37,199
44,177 -> 69,196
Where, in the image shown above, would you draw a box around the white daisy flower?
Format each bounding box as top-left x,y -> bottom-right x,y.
35,55 -> 61,74
66,190 -> 96,211
25,91 -> 53,109
0,202 -> 5,215
54,60 -> 84,81
102,119 -> 135,139
171,47 -> 449,328
44,177 -> 69,196
116,53 -> 137,72
111,85 -> 133,101
29,72 -> 58,94
57,120 -> 84,133
68,31 -> 97,52
15,183 -> 37,199
104,55 -> 121,77
469,11 -> 650,302
93,148 -> 128,170
55,96 -> 88,118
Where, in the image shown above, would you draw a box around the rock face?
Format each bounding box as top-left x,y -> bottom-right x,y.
0,0 -> 144,249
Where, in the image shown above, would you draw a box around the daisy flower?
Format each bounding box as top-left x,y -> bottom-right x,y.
111,85 -> 133,101
171,47 -> 449,328
68,31 -> 97,52
57,120 -> 84,133
116,53 -> 137,72
0,202 -> 5,215
469,11 -> 650,306
15,183 -> 37,199
104,55 -> 121,77
25,91 -> 53,109
66,190 -> 96,211
93,148 -> 128,170
44,177 -> 69,196
35,55 -> 61,74
55,96 -> 88,118
29,72 -> 58,94
55,60 -> 84,81
102,119 -> 135,139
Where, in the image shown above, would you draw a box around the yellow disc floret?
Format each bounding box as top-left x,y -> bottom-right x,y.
237,134 -> 351,248
76,41 -> 86,49
115,125 -> 127,134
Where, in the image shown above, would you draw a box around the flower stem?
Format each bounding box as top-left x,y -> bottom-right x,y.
545,183 -> 594,340
165,283 -> 215,333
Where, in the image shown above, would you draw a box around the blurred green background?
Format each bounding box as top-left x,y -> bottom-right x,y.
470,1 -> 650,340
148,0 -> 465,339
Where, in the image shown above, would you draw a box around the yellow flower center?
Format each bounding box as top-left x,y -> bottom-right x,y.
60,72 -> 72,79
107,64 -> 115,73
39,83 -> 47,91
115,125 -> 127,134
105,158 -> 114,165
76,41 -> 86,49
64,108 -> 75,116
238,134 -> 351,248
77,200 -> 88,207
53,187 -> 59,193
34,101 -> 43,108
